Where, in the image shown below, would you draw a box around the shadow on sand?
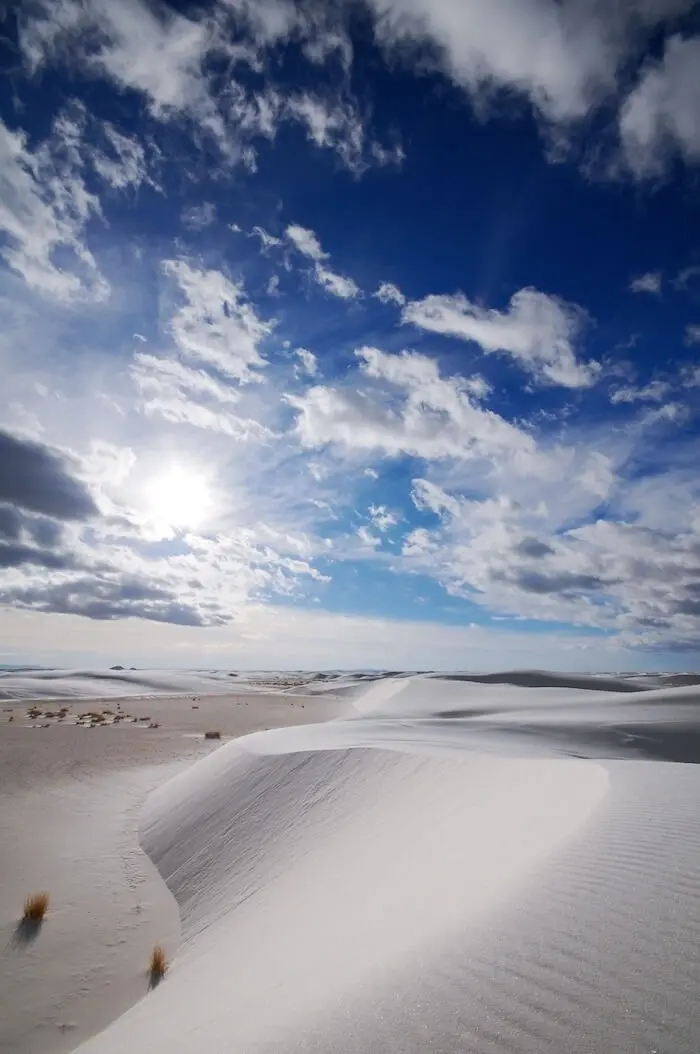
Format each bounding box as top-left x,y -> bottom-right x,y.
12,916 -> 44,947
148,965 -> 166,991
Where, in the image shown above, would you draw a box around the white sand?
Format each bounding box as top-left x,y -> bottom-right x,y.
2,671 -> 700,1053
0,690 -> 338,1054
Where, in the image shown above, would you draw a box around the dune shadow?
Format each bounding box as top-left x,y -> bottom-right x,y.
12,916 -> 43,947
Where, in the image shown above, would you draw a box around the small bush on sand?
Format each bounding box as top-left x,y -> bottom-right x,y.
149,944 -> 167,985
205,730 -> 221,740
23,892 -> 50,921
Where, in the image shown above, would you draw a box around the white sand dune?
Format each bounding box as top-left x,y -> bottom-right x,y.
0,667 -> 333,701
71,672 -> 700,1054
0,691 -> 338,1053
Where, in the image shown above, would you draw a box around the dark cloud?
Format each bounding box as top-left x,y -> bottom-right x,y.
0,543 -> 78,570
0,504 -> 23,541
516,537 -> 554,559
0,502 -> 65,547
514,569 -> 611,595
0,574 -> 213,627
0,429 -> 98,521
29,516 -> 64,548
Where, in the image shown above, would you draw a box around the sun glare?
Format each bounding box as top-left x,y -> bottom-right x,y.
147,465 -> 211,534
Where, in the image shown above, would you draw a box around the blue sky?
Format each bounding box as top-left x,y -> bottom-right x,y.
1,0 -> 699,670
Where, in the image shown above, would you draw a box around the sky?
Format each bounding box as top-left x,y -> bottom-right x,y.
0,0 -> 699,672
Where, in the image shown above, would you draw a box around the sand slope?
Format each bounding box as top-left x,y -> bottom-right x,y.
72,672 -> 700,1053
0,691 -> 337,1053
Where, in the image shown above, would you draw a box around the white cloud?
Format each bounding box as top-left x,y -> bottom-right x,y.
399,460 -> 700,649
369,504 -> 398,532
17,1 -> 398,173
131,352 -> 240,406
610,380 -> 672,404
285,223 -> 360,298
0,118 -> 106,301
286,91 -> 403,173
368,0 -> 695,126
20,0 -> 233,145
357,524 -> 381,548
375,281 -> 406,306
266,274 -> 281,297
285,223 -> 328,261
629,271 -> 662,294
182,202 -> 217,230
92,121 -> 156,191
620,34 -> 700,177
163,260 -> 270,382
294,348 -> 318,377
129,353 -> 268,439
684,323 -> 700,345
314,263 -> 361,300
681,364 -> 700,387
287,94 -> 364,170
403,288 -> 598,388
251,225 -> 283,249
289,345 -> 534,462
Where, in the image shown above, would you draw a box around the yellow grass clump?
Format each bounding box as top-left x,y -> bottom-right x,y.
149,943 -> 168,982
23,892 -> 50,921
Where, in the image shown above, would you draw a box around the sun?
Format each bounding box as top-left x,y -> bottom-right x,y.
146,465 -> 211,534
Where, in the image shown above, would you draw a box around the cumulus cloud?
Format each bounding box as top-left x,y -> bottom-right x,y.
314,264 -> 361,300
0,542 -> 80,571
368,0 -> 695,125
685,324 -> 700,346
294,348 -> 318,377
0,429 -> 98,521
620,34 -> 700,177
91,120 -> 157,191
286,223 -> 328,261
163,260 -> 270,382
0,573 -> 210,626
285,223 -> 360,298
288,94 -> 364,170
629,271 -> 663,294
0,117 -> 106,300
130,352 -> 267,438
289,346 -> 533,461
369,504 -> 398,531
401,470 -> 700,647
357,524 -> 381,548
403,288 -> 598,387
20,0 -> 234,147
374,281 -> 406,306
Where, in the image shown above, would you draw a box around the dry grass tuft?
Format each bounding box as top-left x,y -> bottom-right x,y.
148,943 -> 168,986
23,892 -> 50,921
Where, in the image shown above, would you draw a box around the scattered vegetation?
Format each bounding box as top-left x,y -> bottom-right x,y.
204,730 -> 221,740
148,943 -> 168,987
23,892 -> 50,921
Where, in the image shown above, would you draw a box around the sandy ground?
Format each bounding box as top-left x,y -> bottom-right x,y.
0,691 -> 338,1054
